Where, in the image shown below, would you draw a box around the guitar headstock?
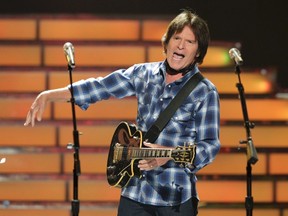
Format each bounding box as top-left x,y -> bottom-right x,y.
171,144 -> 196,167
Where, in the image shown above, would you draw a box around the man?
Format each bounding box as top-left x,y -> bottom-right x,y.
25,9 -> 220,216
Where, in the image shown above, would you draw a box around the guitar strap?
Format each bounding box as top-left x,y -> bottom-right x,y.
143,72 -> 204,143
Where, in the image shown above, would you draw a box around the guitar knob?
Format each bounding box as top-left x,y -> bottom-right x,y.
107,165 -> 116,174
107,174 -> 117,181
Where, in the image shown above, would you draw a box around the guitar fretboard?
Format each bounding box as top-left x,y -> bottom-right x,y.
113,144 -> 173,162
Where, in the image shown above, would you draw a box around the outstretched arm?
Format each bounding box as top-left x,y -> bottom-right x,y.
24,87 -> 71,127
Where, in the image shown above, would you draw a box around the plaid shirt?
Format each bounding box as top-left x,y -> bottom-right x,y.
71,61 -> 220,206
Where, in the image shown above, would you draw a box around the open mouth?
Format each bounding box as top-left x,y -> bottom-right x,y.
173,52 -> 185,60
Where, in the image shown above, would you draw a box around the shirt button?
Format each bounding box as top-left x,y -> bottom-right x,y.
160,98 -> 163,101
153,115 -> 157,119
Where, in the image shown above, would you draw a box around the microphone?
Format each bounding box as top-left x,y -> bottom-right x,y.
229,48 -> 243,65
63,42 -> 75,68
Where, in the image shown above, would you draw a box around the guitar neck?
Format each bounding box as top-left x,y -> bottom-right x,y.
114,144 -> 173,161
113,143 -> 195,164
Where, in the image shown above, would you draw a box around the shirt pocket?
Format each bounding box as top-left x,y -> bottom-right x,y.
137,83 -> 158,123
165,103 -> 196,134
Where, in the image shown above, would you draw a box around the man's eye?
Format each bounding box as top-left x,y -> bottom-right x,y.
188,40 -> 197,44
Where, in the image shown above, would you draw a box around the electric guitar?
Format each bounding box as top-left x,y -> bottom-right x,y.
106,121 -> 196,188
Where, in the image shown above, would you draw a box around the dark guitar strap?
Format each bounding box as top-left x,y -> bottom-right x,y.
144,72 -> 204,143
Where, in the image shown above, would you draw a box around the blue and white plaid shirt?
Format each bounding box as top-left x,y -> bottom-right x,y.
71,61 -> 220,206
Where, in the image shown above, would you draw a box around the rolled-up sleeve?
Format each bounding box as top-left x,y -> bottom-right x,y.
68,67 -> 137,110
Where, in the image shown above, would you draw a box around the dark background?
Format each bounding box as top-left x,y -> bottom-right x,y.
2,0 -> 288,90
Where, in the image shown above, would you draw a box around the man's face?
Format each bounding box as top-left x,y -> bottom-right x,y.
166,25 -> 199,71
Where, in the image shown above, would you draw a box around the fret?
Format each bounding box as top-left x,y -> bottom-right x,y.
167,149 -> 172,157
132,148 -> 137,158
148,150 -> 152,157
156,150 -> 160,157
142,149 -> 146,157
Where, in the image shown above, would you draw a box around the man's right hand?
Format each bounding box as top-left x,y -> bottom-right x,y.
24,91 -> 49,127
24,87 -> 71,127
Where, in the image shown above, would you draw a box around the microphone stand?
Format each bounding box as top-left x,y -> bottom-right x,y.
234,64 -> 258,216
67,64 -> 81,216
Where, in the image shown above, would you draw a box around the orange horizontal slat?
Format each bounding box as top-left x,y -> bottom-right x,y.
44,45 -> 145,67
0,19 -> 36,40
0,207 -> 280,216
205,72 -> 274,94
0,153 -> 61,174
270,154 -> 288,175
68,180 -> 120,202
204,46 -> 232,67
0,45 -> 41,66
70,179 -> 274,203
64,153 -> 107,174
0,180 -> 66,201
80,208 -> 118,216
0,209 -> 69,216
198,180 -> 273,202
48,71 -> 111,89
40,19 -> 140,41
59,125 -> 115,147
0,207 -> 118,216
53,99 -> 288,121
0,98 -> 51,120
220,125 -> 288,148
0,125 -> 56,147
53,98 -> 137,120
220,99 -> 288,121
199,153 -> 267,175
147,46 -> 165,62
142,20 -> 169,41
0,71 -> 46,92
200,209 -> 280,216
276,181 -> 288,202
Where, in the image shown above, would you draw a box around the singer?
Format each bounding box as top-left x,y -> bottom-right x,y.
24,9 -> 220,216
